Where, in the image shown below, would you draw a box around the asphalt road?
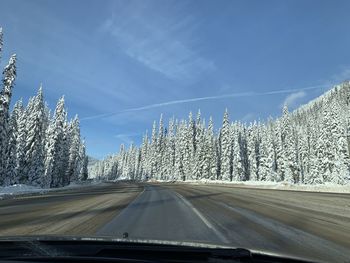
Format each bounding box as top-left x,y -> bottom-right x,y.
97,185 -> 227,243
163,183 -> 350,263
0,182 -> 142,235
0,182 -> 349,263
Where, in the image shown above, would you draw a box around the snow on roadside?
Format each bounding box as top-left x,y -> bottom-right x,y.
152,179 -> 350,194
0,180 -> 102,199
0,184 -> 45,197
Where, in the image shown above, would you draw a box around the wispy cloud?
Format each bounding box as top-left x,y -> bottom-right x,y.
81,84 -> 327,121
114,132 -> 143,145
327,68 -> 350,85
114,132 -> 143,138
241,113 -> 255,122
282,90 -> 306,108
100,2 -> 214,81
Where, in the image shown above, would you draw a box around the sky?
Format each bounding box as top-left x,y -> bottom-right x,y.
1,0 -> 350,159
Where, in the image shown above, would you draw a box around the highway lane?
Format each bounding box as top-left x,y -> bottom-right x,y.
0,182 -> 142,235
163,183 -> 350,263
97,185 -> 228,243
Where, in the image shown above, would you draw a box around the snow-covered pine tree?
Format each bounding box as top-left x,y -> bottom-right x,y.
258,124 -> 275,181
128,143 -> 136,180
231,122 -> 244,181
297,128 -> 308,184
66,115 -> 81,183
281,105 -> 298,183
265,124 -> 277,181
44,97 -> 68,188
0,54 -> 16,184
25,87 -> 47,186
4,99 -> 23,185
185,112 -> 195,180
140,132 -> 149,179
200,118 -> 211,180
150,121 -> 157,179
193,111 -> 205,180
134,147 -> 142,180
79,141 -> 88,181
329,101 -> 350,184
308,139 -> 324,184
167,118 -> 176,180
175,120 -> 185,181
157,114 -> 164,180
317,104 -> 334,182
207,117 -> 218,180
194,109 -> 202,155
220,109 -> 232,181
193,124 -> 204,180
257,125 -> 268,181
15,101 -> 28,183
273,120 -> 284,182
247,123 -> 258,181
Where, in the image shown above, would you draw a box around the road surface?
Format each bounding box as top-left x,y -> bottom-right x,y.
0,182 -> 142,235
0,182 -> 349,262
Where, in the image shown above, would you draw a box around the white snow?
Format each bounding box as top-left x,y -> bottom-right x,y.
0,181 -> 102,199
152,179 -> 350,193
0,184 -> 45,197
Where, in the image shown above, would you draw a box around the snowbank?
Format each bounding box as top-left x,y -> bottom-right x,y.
0,181 -> 102,200
152,179 -> 350,194
0,184 -> 45,197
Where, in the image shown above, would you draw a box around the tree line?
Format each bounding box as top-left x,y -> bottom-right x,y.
91,81 -> 350,185
0,27 -> 88,188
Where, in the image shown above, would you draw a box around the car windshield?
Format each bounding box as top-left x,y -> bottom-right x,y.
0,1 -> 349,263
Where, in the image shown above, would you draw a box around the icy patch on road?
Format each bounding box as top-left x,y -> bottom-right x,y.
153,179 -> 350,193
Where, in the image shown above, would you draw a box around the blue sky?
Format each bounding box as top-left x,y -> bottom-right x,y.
1,0 -> 350,159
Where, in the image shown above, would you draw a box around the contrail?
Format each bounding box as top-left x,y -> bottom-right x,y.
80,84 -> 328,121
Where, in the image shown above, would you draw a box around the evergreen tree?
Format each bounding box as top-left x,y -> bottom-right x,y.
44,97 -> 68,188
298,130 -> 308,183
231,124 -> 244,181
0,54 -> 16,183
4,99 -> 22,185
78,140 -> 88,181
175,121 -> 185,181
220,109 -> 231,181
25,87 -> 46,186
207,117 -> 218,180
16,102 -> 28,183
150,121 -> 157,178
185,112 -> 195,180
330,102 -> 350,183
318,105 -> 334,182
66,115 -> 81,183
247,124 -> 258,181
157,114 -> 165,179
140,132 -> 149,179
281,105 -> 298,183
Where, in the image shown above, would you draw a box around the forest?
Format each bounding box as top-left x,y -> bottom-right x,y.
0,28 -> 87,188
91,82 -> 350,185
